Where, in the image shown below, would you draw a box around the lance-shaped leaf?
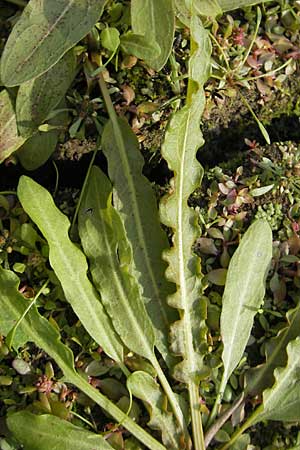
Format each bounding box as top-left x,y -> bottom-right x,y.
17,176 -> 124,366
7,411 -> 114,450
130,0 -> 175,70
79,166 -> 188,442
0,266 -> 166,450
219,0 -> 270,11
101,117 -> 176,366
0,90 -> 26,163
159,16 -> 211,386
252,337 -> 300,424
16,50 -> 75,139
127,371 -> 182,450
219,220 -> 272,398
78,166 -> 155,362
245,304 -> 300,396
159,15 -> 211,449
1,0 -> 107,87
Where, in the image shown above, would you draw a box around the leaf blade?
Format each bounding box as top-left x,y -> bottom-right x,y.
220,220 -> 272,391
130,0 -> 175,70
79,166 -> 155,361
101,117 -> 176,366
16,50 -> 75,138
0,90 -> 26,163
1,0 -> 107,86
7,411 -> 114,450
17,176 -> 124,366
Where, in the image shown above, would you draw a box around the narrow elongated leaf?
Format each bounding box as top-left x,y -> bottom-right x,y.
127,371 -> 182,450
17,176 -> 124,366
0,266 -> 167,450
79,166 -> 155,361
253,337 -> 300,423
159,17 -> 211,449
159,16 -> 211,386
220,220 -> 272,395
245,305 -> 300,396
130,0 -> 175,70
101,118 -> 176,366
16,50 -> 75,138
79,167 -> 188,442
7,411 -> 113,450
1,0 -> 107,86
0,90 -> 26,163
219,0 -> 271,11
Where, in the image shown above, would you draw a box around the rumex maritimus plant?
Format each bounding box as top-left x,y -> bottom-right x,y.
1,1 -> 300,450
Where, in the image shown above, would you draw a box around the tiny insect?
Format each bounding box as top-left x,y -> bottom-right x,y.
84,208 -> 93,215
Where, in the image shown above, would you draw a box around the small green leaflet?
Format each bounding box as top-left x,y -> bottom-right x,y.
1,0 -> 108,86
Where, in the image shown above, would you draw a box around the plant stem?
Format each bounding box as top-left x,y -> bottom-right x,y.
237,6 -> 262,72
242,58 -> 292,82
206,372 -> 226,429
4,0 -> 27,6
218,406 -> 263,450
189,382 -> 206,450
205,393 -> 245,447
239,93 -> 270,145
151,356 -> 191,448
0,191 -> 17,195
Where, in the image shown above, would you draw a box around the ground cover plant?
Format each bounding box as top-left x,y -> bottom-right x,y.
0,0 -> 300,449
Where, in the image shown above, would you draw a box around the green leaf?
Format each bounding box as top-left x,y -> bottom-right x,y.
79,166 -> 155,361
253,337 -> 300,423
190,0 -> 222,17
101,27 -> 120,53
159,15 -> 211,386
7,411 -> 114,450
0,266 -> 167,450
17,107 -> 69,170
1,0 -> 108,86
159,15 -> 211,449
219,0 -> 271,12
220,220 -> 272,396
120,33 -> 161,62
16,50 -> 75,139
250,184 -> 274,197
0,90 -> 26,163
130,0 -> 175,70
245,305 -> 300,396
101,117 -> 176,366
17,176 -> 124,367
127,371 -> 182,450
79,166 -> 188,443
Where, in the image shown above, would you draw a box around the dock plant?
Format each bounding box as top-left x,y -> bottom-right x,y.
1,1 -> 300,449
